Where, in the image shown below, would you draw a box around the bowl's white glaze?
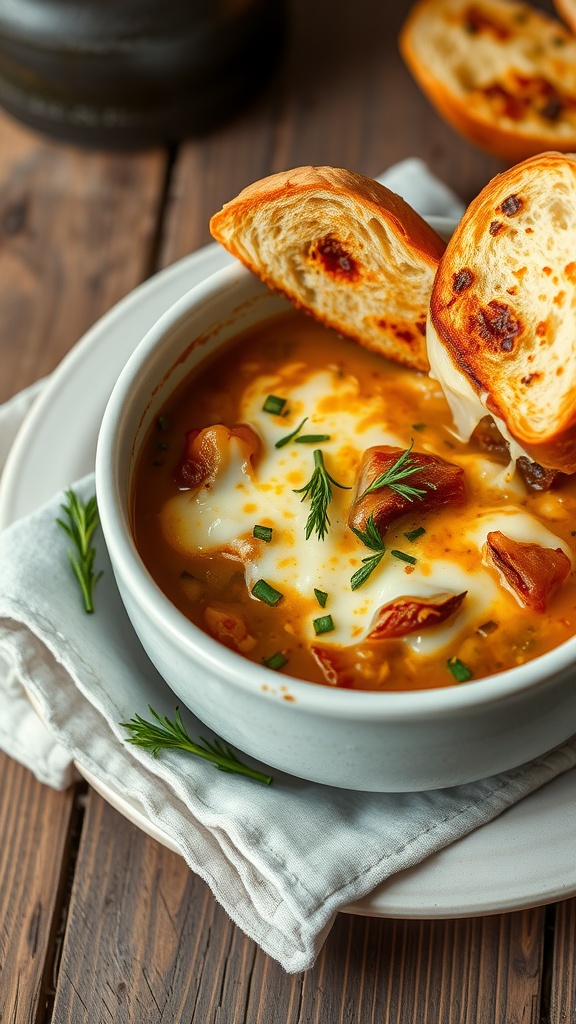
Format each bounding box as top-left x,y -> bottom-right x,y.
95,261 -> 576,791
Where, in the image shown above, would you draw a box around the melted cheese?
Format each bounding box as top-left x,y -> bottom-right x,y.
426,316 -> 531,466
159,362 -> 569,654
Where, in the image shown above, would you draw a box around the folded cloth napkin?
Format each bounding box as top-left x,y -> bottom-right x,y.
1,161 -> 576,974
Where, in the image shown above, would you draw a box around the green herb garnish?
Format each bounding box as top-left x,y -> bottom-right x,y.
253,525 -> 273,542
156,414 -> 169,431
56,489 -> 103,613
313,614 -> 335,635
447,657 -> 473,683
360,440 -> 429,502
314,588 -> 328,608
295,434 -> 331,444
252,579 -> 283,606
263,651 -> 288,671
404,526 -> 426,543
275,416 -> 308,449
412,422 -> 426,432
293,449 -> 350,541
120,706 -> 272,784
391,549 -> 417,565
263,394 -> 287,415
350,513 -> 386,591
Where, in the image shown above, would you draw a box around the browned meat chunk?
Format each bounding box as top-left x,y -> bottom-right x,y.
348,444 -> 466,535
484,530 -> 571,612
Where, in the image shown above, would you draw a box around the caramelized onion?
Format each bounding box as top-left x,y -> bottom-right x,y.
175,423 -> 260,490
484,531 -> 571,612
348,445 -> 466,536
368,591 -> 467,640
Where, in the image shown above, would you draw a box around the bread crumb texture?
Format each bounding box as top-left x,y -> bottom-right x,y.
400,0 -> 576,160
210,166 -> 446,372
430,152 -> 576,472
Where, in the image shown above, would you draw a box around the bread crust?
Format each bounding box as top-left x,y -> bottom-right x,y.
554,0 -> 576,34
400,0 -> 576,162
429,151 -> 576,473
210,166 -> 446,372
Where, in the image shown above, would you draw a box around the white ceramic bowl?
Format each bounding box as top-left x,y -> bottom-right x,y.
95,259 -> 576,792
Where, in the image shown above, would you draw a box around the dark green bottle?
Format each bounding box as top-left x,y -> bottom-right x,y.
0,0 -> 287,147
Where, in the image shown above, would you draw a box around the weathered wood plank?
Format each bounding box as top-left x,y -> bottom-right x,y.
0,109 -> 168,402
158,0 -> 504,269
0,753 -> 77,1024
547,899 -> 576,1022
52,793 -> 546,1023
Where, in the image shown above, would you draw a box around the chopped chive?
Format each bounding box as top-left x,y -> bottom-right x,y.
412,422 -> 426,431
157,441 -> 169,451
571,530 -> 576,537
275,417 -> 307,449
295,434 -> 331,444
253,525 -> 273,542
263,395 -> 287,415
447,657 -> 473,683
314,588 -> 328,608
263,651 -> 288,671
156,414 -> 169,431
404,526 -> 426,543
391,549 -> 417,565
251,579 -> 283,606
313,614 -> 334,635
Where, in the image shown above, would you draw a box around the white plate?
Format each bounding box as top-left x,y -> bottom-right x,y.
1,242 -> 575,920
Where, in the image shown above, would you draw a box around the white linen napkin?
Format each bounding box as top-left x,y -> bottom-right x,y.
1,161 -> 575,974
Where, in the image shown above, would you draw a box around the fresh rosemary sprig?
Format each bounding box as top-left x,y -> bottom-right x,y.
56,489 -> 103,613
293,449 -> 350,541
360,440 -> 429,502
350,513 -> 386,590
120,706 -> 273,785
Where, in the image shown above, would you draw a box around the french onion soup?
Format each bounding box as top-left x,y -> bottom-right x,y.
131,310 -> 576,691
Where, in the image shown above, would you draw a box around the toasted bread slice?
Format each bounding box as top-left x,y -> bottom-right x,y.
209,166 -> 446,372
554,0 -> 576,34
429,151 -> 576,474
400,0 -> 576,162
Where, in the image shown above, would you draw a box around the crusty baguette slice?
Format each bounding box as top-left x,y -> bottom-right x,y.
209,166 -> 446,372
554,0 -> 576,34
400,0 -> 576,162
428,151 -> 576,474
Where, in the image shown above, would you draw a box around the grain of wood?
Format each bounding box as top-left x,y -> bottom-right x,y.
158,0 -> 503,271
547,899 -> 576,1022
0,754 -> 76,1024
0,109 -> 167,402
50,792 -> 548,1024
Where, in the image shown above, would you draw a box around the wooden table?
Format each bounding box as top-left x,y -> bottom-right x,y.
1,0 -> 575,1019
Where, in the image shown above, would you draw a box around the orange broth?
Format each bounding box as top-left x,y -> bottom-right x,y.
131,309 -> 576,691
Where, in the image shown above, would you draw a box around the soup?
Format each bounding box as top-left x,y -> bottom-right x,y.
132,309 -> 576,691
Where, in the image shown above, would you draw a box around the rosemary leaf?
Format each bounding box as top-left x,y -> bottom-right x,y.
350,550 -> 385,590
56,488 -> 103,613
350,513 -> 385,552
120,706 -> 273,784
360,440 -> 428,502
275,416 -> 308,449
293,449 -> 350,541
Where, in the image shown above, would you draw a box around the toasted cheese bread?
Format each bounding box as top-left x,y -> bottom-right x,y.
400,0 -> 576,162
428,151 -> 576,474
209,166 -> 446,372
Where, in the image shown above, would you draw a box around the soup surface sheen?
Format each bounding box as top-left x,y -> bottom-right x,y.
132,310 -> 576,691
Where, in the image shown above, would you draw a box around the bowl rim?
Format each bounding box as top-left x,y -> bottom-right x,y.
95,259 -> 576,720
